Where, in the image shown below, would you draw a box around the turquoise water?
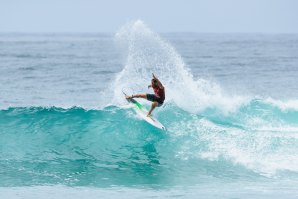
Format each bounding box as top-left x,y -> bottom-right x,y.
1,103 -> 298,185
1,21 -> 298,198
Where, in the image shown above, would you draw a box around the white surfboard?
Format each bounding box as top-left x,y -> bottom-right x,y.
123,92 -> 166,130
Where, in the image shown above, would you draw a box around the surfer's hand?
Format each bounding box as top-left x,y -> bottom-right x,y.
148,85 -> 152,89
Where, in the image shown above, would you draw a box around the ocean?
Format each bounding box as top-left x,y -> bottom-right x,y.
1,20 -> 298,198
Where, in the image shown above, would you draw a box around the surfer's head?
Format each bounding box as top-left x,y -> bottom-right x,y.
151,79 -> 158,88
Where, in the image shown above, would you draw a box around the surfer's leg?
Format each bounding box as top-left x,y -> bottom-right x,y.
132,94 -> 147,99
127,94 -> 146,99
147,101 -> 158,117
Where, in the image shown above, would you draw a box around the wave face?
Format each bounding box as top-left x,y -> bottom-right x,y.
0,104 -> 298,187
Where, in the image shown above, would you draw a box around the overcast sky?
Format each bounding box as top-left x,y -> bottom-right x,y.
1,0 -> 297,33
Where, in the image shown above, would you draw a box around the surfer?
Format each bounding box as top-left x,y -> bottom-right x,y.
126,73 -> 165,117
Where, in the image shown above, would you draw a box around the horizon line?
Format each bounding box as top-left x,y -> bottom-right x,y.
0,31 -> 297,35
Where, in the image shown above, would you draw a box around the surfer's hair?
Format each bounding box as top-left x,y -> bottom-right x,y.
151,79 -> 158,88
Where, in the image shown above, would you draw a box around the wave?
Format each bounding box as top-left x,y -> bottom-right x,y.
0,102 -> 298,186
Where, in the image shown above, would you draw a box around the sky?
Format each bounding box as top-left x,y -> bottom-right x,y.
0,0 -> 297,33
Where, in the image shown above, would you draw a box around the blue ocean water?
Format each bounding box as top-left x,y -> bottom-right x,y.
1,20 -> 298,198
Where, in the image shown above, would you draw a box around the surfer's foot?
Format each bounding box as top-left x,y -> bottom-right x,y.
126,95 -> 133,99
147,113 -> 152,117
